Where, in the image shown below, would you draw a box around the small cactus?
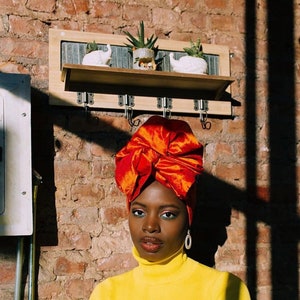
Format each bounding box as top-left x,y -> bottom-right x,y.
183,38 -> 205,59
123,21 -> 158,52
86,41 -> 98,54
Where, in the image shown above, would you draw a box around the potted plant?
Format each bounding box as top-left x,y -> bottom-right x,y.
169,38 -> 208,74
82,41 -> 112,67
124,21 -> 158,70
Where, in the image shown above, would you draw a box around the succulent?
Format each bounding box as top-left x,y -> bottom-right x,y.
183,38 -> 205,59
86,41 -> 98,54
123,21 -> 158,52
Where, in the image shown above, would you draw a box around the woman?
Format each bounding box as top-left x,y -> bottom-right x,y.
90,116 -> 250,300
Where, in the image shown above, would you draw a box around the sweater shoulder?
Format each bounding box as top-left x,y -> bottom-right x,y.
186,258 -> 250,299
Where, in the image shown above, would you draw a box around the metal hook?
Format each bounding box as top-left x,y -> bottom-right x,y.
157,97 -> 172,118
162,107 -> 172,119
118,94 -> 140,127
194,99 -> 211,130
199,110 -> 211,129
126,106 -> 140,127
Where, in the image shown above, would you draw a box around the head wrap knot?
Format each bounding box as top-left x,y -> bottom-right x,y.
115,116 -> 203,225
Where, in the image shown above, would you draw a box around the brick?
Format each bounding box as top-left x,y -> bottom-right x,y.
256,246 -> 271,271
65,278 -> 95,299
71,183 -> 105,207
231,0 -> 245,16
0,37 -> 48,60
0,0 -> 19,14
54,160 -> 91,183
9,16 -> 48,37
256,186 -> 270,202
90,231 -> 132,260
226,227 -> 247,245
181,12 -> 207,31
54,132 -> 83,160
204,0 -> 229,10
152,7 -> 180,27
102,206 -> 128,225
38,281 -> 63,299
0,288 -> 14,300
215,142 -> 234,159
215,247 -> 245,267
226,117 -> 245,135
56,224 -> 92,250
0,262 -> 15,284
174,0 -> 201,10
214,162 -> 246,185
92,160 -> 116,179
54,256 -> 87,275
0,61 -> 27,73
26,0 -> 56,12
123,5 -> 150,23
211,15 -> 235,32
90,1 -> 121,18
57,0 -> 89,15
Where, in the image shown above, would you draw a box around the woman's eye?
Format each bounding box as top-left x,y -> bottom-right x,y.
132,209 -> 145,218
161,211 -> 177,220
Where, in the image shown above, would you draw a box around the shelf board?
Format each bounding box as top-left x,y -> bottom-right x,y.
61,64 -> 234,100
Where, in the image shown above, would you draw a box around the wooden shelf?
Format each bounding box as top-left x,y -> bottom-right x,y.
61,64 -> 234,100
50,29 -> 235,116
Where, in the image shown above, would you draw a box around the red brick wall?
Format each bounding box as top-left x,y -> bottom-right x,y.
0,1 -> 299,299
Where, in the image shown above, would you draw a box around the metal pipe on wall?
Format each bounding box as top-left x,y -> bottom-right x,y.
14,236 -> 25,300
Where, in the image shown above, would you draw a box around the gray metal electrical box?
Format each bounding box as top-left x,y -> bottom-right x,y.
0,73 -> 32,236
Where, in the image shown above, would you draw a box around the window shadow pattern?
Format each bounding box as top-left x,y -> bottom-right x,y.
245,0 -> 299,299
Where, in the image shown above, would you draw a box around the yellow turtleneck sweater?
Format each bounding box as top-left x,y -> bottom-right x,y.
89,247 -> 250,300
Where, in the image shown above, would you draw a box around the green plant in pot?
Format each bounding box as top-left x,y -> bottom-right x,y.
169,38 -> 208,74
82,41 -> 111,67
124,21 -> 159,70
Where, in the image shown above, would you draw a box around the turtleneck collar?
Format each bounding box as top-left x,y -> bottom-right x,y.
132,246 -> 188,284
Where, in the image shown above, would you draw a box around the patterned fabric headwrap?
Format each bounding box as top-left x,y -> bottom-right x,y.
115,116 -> 203,225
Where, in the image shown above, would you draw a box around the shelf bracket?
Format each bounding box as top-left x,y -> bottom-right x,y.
77,92 -> 94,106
157,97 -> 172,118
194,99 -> 211,129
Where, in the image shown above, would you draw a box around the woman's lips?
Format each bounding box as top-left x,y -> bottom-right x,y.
140,237 -> 163,253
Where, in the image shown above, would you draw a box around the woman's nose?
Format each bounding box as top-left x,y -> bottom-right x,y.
142,215 -> 160,233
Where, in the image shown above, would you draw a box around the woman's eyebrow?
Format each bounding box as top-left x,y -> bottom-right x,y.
131,201 -> 180,210
130,201 -> 146,207
159,204 -> 181,210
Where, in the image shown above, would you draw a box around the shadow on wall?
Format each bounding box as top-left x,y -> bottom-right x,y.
245,0 -> 299,299
31,87 -> 58,247
187,172 -> 231,267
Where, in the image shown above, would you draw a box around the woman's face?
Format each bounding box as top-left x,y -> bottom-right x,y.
128,180 -> 188,262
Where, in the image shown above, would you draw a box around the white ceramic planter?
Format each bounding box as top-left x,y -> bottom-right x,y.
169,53 -> 208,74
82,44 -> 111,67
132,48 -> 156,70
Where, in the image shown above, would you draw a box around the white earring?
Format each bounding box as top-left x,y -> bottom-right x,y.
184,229 -> 192,250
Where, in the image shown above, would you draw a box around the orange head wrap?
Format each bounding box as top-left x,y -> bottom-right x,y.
115,116 -> 203,225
